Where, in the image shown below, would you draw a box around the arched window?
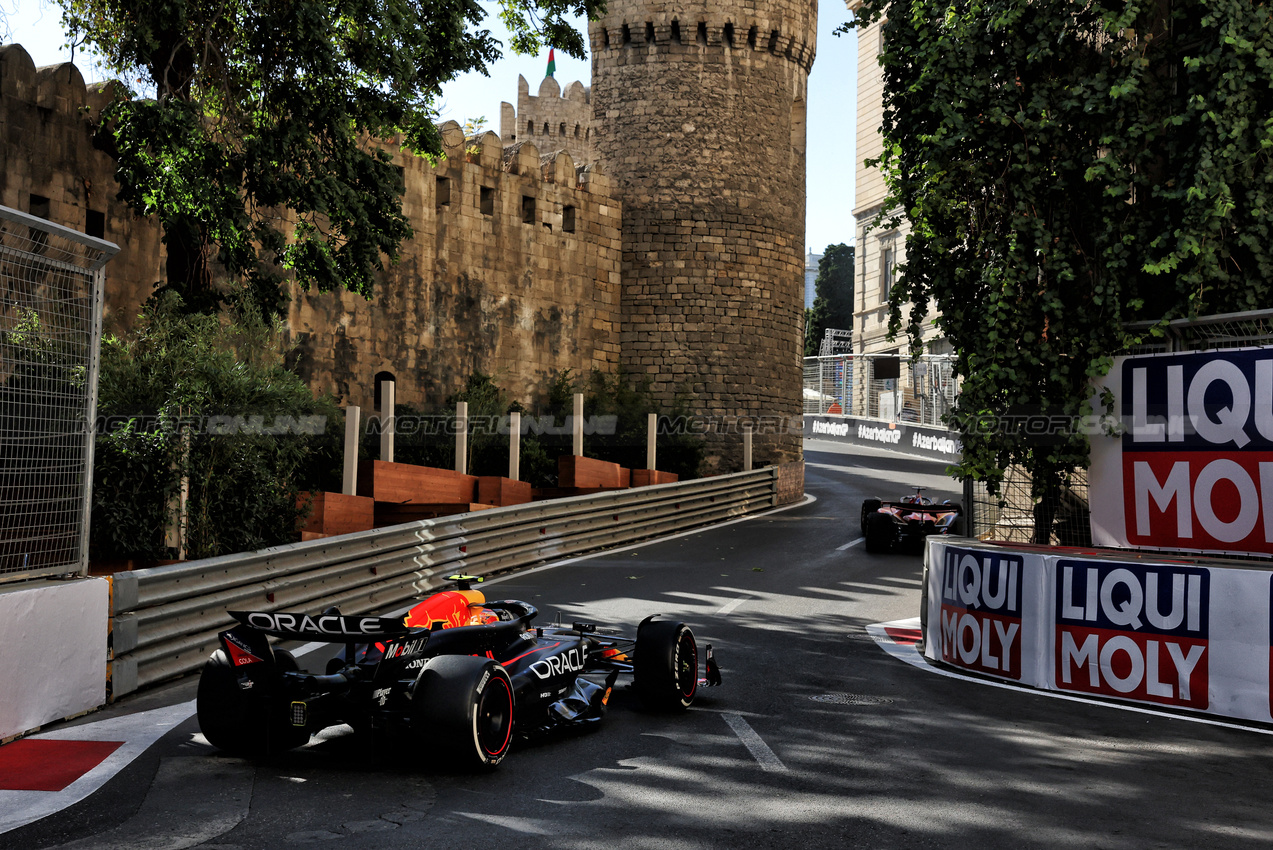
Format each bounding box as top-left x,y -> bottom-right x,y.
374,371 -> 396,411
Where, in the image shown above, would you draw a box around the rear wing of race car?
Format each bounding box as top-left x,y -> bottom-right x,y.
228,610 -> 415,641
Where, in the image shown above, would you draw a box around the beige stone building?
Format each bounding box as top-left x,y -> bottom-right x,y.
846,2 -> 945,358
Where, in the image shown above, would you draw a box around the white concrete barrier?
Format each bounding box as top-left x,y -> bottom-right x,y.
0,578 -> 107,740
924,537 -> 1273,723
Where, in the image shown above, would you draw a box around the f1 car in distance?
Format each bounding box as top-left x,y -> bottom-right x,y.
860,487 -> 963,554
197,576 -> 721,769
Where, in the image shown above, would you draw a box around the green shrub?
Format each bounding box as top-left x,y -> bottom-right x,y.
91,295 -> 341,562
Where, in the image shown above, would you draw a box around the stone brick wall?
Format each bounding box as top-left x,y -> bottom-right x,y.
0,47 -> 161,332
0,44 -> 621,411
775,460 -> 806,506
288,125 -> 622,409
500,75 -> 595,169
590,2 -> 816,473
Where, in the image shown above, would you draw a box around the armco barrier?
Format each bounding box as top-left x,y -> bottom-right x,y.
923,537 -> 1273,724
108,468 -> 778,697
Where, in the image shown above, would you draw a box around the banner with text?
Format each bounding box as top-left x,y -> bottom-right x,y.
924,538 -> 1273,724
1090,348 -> 1273,558
805,415 -> 961,461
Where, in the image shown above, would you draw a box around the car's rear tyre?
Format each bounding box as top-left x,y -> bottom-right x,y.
945,502 -> 965,536
860,499 -> 882,537
634,618 -> 698,711
197,649 -> 309,756
411,656 -> 514,769
864,512 -> 895,554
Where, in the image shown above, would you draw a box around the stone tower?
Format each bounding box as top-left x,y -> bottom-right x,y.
590,2 -> 816,472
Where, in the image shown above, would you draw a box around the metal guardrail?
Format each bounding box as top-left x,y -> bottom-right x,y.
107,467 -> 779,697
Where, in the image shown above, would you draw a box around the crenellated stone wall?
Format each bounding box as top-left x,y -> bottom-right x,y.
289,124 -> 622,407
0,44 -> 621,411
499,75 -> 594,168
0,46 -> 161,331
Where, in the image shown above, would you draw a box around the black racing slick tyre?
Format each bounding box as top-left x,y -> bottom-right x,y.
860,499 -> 882,537
634,618 -> 698,711
412,656 -> 515,769
197,649 -> 310,756
864,512 -> 895,554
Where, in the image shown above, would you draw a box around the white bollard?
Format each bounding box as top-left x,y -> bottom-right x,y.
743,424 -> 753,472
379,381 -> 395,463
509,411 -> 521,480
573,392 -> 584,457
647,412 -> 657,470
343,405 -> 361,495
455,401 -> 468,475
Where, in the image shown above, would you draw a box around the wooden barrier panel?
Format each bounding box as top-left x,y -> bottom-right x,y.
477,477 -> 533,507
357,460 -> 478,504
297,492 -> 375,536
373,502 -> 495,525
631,470 -> 679,487
558,455 -> 628,489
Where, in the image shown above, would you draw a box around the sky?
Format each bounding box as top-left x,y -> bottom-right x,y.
0,1 -> 859,257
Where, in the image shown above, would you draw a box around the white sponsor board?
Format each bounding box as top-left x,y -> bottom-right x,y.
1090,347 -> 1273,558
0,578 -> 108,740
924,538 -> 1273,723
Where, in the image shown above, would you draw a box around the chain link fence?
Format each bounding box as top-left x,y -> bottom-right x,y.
967,310 -> 1273,546
0,206 -> 117,584
803,353 -> 959,428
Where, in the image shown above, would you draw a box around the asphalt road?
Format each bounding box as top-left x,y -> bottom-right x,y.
7,440 -> 1273,849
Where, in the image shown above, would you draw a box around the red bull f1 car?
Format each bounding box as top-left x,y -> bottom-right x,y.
860,488 -> 963,553
197,576 -> 721,768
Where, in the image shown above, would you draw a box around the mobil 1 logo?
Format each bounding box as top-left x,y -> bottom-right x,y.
1055,561 -> 1209,709
938,547 -> 1023,679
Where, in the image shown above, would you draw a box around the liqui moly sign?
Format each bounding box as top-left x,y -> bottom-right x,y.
1090,349 -> 1273,557
937,546 -> 1023,679
1054,560 -> 1209,709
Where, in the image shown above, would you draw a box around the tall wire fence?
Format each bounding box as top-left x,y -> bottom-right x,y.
0,206 -> 117,584
803,353 -> 959,428
967,310 -> 1273,547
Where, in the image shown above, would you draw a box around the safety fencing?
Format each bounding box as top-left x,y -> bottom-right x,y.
923,536 -> 1273,725
0,205 -> 117,583
803,353 -> 958,427
107,467 -> 781,697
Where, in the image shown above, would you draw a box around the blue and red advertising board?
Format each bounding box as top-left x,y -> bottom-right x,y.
1091,348 -> 1273,557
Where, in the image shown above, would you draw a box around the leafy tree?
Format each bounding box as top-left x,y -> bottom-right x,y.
805,243 -> 855,355
58,0 -> 605,314
849,0 -> 1272,540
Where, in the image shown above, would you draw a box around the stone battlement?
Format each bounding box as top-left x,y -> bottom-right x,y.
500,75 -> 594,169
589,13 -> 816,72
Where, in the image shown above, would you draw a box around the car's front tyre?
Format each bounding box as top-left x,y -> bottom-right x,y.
634,617 -> 698,711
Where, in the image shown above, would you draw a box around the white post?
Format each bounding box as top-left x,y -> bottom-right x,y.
379,381 -> 395,463
455,401 -> 468,474
646,413 -> 657,470
343,405 -> 361,495
509,411 -> 521,480
572,392 -> 584,457
743,424 -> 753,472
